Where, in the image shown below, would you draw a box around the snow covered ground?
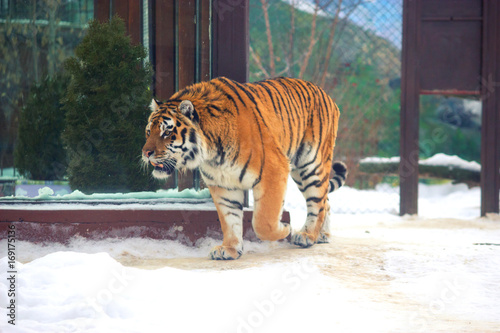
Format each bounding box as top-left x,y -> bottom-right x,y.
1,180 -> 499,332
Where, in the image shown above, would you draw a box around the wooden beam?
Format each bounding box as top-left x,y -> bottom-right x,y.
400,0 -> 420,215
152,0 -> 177,189
177,0 -> 198,191
212,0 -> 249,82
154,0 -> 176,100
94,0 -> 110,22
0,208 -> 290,246
481,0 -> 500,215
200,0 -> 211,82
127,0 -> 143,45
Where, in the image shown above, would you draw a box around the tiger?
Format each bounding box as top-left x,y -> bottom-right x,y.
142,76 -> 347,260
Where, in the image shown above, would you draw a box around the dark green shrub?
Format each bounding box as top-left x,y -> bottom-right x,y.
63,16 -> 156,193
15,73 -> 70,180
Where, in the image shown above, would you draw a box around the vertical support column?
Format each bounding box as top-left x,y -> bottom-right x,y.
197,0 -> 212,190
177,1 -> 197,191
96,1 -> 142,45
400,0 -> 420,215
481,0 -> 500,216
94,0 -> 110,22
200,0 -> 211,83
212,0 -> 249,83
153,0 -> 177,189
125,0 -> 143,45
153,0 -> 176,100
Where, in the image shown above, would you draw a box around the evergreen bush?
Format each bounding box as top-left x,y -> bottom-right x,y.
15,73 -> 70,180
63,16 -> 156,193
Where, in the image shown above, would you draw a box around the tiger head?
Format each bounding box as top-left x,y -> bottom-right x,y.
142,98 -> 203,179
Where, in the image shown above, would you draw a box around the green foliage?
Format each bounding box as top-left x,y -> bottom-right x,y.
14,73 -> 70,180
333,60 -> 400,158
63,16 -> 156,193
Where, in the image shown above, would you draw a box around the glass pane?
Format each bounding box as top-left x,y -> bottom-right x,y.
0,0 -> 93,198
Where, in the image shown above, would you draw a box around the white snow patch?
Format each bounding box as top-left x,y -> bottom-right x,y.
360,153 -> 481,172
420,153 -> 481,171
4,187 -> 211,201
359,156 -> 400,164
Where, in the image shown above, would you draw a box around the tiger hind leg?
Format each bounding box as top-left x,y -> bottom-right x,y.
316,199 -> 332,244
290,162 -> 331,248
292,161 -> 347,246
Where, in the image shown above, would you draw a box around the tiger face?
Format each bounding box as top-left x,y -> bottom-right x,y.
142,99 -> 203,179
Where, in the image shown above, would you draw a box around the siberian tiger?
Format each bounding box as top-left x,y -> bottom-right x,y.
142,76 -> 347,260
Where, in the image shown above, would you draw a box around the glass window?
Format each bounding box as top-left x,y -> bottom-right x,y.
0,0 -> 93,197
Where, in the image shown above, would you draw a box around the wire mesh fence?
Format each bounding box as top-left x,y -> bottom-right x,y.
249,0 -> 402,213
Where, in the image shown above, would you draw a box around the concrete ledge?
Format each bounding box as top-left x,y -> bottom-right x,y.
0,206 -> 290,246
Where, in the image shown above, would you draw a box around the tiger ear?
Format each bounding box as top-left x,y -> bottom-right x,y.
179,100 -> 199,123
149,98 -> 160,112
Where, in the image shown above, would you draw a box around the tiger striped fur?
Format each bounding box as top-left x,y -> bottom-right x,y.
142,76 -> 347,259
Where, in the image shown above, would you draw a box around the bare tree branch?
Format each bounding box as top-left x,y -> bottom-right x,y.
287,0 -> 297,77
249,45 -> 270,78
298,1 -> 320,79
260,0 -> 276,77
319,0 -> 343,87
316,0 -> 364,85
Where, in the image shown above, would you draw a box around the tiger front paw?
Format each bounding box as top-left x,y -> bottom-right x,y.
291,231 -> 316,248
209,245 -> 243,260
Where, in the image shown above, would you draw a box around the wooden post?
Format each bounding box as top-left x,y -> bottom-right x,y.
112,0 -> 143,45
177,0 -> 198,191
95,0 -> 142,45
481,0 -> 500,216
94,0 -> 110,22
212,0 -> 249,83
151,0 -> 177,189
400,0 -> 420,215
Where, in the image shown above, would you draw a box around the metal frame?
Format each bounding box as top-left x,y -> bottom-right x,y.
401,0 -> 500,216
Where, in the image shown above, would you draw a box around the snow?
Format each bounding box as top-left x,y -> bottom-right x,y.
360,153 -> 481,172
1,179 -> 500,332
2,187 -> 211,201
359,156 -> 401,164
420,153 -> 481,172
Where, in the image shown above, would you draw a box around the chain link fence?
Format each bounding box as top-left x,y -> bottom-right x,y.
249,0 -> 402,213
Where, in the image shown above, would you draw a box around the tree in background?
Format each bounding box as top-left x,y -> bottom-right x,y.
63,16 -> 156,193
14,73 -> 70,180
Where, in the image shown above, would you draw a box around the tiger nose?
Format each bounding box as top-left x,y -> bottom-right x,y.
144,150 -> 154,158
